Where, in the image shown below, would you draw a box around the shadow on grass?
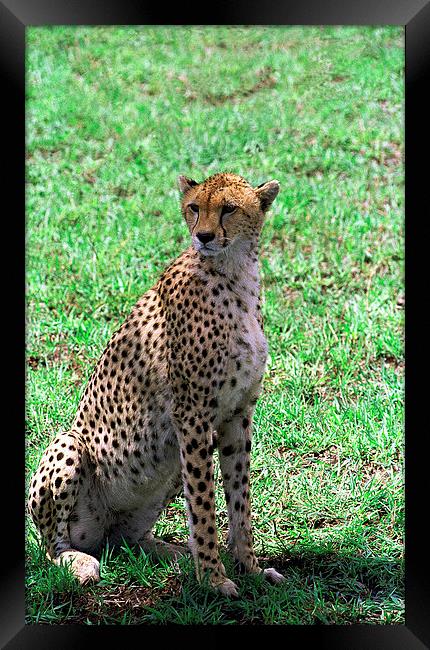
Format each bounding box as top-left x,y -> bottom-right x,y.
26,545 -> 404,625
278,550 -> 401,594
267,549 -> 403,597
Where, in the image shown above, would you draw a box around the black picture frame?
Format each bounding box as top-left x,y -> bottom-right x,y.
2,0 -> 429,646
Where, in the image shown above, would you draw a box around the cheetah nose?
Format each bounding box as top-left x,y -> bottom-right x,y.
196,231 -> 215,244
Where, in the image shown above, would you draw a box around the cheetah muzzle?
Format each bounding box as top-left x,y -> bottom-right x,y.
28,172 -> 285,596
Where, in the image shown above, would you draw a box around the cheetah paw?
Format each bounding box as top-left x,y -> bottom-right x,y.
213,577 -> 239,598
140,538 -> 190,561
263,567 -> 285,584
169,544 -> 190,559
55,551 -> 100,585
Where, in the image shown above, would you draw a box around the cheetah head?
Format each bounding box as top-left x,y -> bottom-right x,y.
178,172 -> 279,256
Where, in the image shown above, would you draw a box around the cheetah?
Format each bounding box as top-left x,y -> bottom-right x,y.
28,172 -> 285,597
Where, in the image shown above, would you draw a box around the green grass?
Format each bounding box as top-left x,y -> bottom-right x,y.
25,26 -> 404,625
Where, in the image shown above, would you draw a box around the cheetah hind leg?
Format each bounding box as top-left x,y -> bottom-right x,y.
51,550 -> 100,585
28,430 -> 101,586
137,533 -> 190,561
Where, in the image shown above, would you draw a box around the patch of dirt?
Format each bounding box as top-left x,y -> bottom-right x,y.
360,446 -> 403,486
371,354 -> 404,374
26,146 -> 62,161
300,445 -> 340,467
27,342 -> 84,383
370,142 -> 403,168
40,332 -> 68,344
361,464 -> 396,487
28,355 -> 43,370
283,286 -> 302,302
331,74 -> 349,83
82,171 -> 96,184
304,381 -> 344,405
277,446 -> 296,457
54,578 -> 182,624
309,517 -> 343,529
378,99 -> 401,115
303,167 -> 325,179
114,185 -> 134,198
276,445 -> 341,472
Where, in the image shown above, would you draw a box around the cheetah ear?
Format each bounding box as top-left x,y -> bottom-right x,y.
255,180 -> 280,212
178,175 -> 199,194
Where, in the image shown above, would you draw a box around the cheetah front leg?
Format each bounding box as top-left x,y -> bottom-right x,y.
174,407 -> 239,597
218,409 -> 285,585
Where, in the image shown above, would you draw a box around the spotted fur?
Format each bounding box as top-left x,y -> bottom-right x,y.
28,172 -> 285,595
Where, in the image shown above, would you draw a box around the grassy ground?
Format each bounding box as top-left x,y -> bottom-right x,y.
25,26 -> 404,625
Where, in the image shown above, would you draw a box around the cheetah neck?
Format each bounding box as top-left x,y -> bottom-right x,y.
195,237 -> 261,312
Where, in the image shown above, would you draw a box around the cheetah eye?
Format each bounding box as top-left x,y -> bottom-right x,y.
188,203 -> 199,213
221,205 -> 236,216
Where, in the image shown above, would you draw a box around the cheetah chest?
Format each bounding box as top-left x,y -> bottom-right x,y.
220,313 -> 268,418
